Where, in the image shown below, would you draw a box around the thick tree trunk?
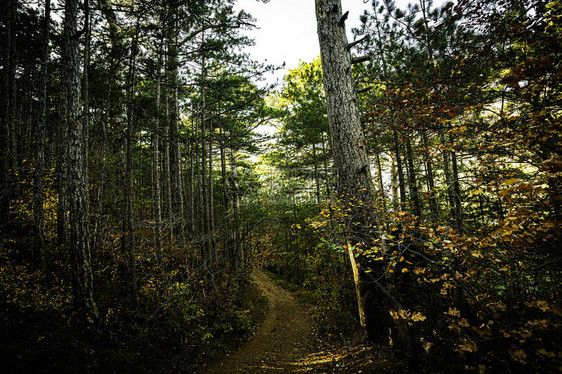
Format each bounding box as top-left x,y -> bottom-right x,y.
315,0 -> 373,198
63,0 -> 99,321
315,0 -> 378,342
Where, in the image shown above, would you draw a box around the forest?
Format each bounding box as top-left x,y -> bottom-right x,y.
0,0 -> 560,372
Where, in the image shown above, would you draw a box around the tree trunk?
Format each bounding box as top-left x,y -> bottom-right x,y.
63,0 -> 99,321
451,148 -> 463,232
440,130 -> 456,226
153,39 -> 164,260
56,93 -> 69,248
33,0 -> 50,265
167,21 -> 185,244
389,152 -> 399,210
392,130 -> 407,206
374,152 -> 386,211
1,0 -> 16,226
122,22 -> 139,304
313,142 -> 321,205
405,136 -> 421,218
229,146 -> 241,271
315,0 -> 373,198
421,129 -> 438,220
208,117 -> 215,259
315,0 -> 378,342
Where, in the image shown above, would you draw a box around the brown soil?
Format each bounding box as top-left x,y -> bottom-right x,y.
203,270 -> 396,374
204,269 -> 313,373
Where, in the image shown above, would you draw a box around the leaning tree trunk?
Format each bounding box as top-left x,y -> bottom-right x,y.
63,0 -> 99,321
315,0 -> 380,342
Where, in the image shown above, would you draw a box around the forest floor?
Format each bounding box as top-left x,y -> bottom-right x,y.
202,269 -> 400,374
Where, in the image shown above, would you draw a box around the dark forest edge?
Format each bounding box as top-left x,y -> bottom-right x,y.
0,0 -> 561,372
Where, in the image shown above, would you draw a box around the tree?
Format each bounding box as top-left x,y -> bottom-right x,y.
33,0 -> 50,266
315,0 -> 381,342
315,0 -> 374,198
276,58 -> 332,205
63,0 -> 99,321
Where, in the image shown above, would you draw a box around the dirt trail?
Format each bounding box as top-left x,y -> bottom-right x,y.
204,269 -> 314,373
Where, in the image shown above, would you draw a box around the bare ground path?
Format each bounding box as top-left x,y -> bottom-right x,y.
204,269 -> 314,373
203,270 -> 394,374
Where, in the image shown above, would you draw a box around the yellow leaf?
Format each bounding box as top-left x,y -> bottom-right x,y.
445,307 -> 461,317
502,178 -> 518,186
536,300 -> 549,312
459,340 -> 478,352
411,312 -> 427,322
537,349 -> 556,358
509,347 -> 527,363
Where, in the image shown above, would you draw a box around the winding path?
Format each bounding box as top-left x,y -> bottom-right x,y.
204,269 -> 314,373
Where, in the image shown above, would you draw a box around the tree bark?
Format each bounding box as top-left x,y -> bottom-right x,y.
315,0 -> 378,342
421,129 -> 438,220
1,0 -> 16,226
122,21 -> 139,304
374,152 -> 386,211
63,0 -> 99,321
451,148 -> 463,231
389,152 -> 399,210
405,136 -> 421,218
153,38 -> 164,260
167,20 -> 185,244
33,0 -> 50,265
315,0 -> 373,199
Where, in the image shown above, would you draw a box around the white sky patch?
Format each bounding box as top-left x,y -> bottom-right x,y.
234,0 -> 442,82
234,0 -> 374,84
